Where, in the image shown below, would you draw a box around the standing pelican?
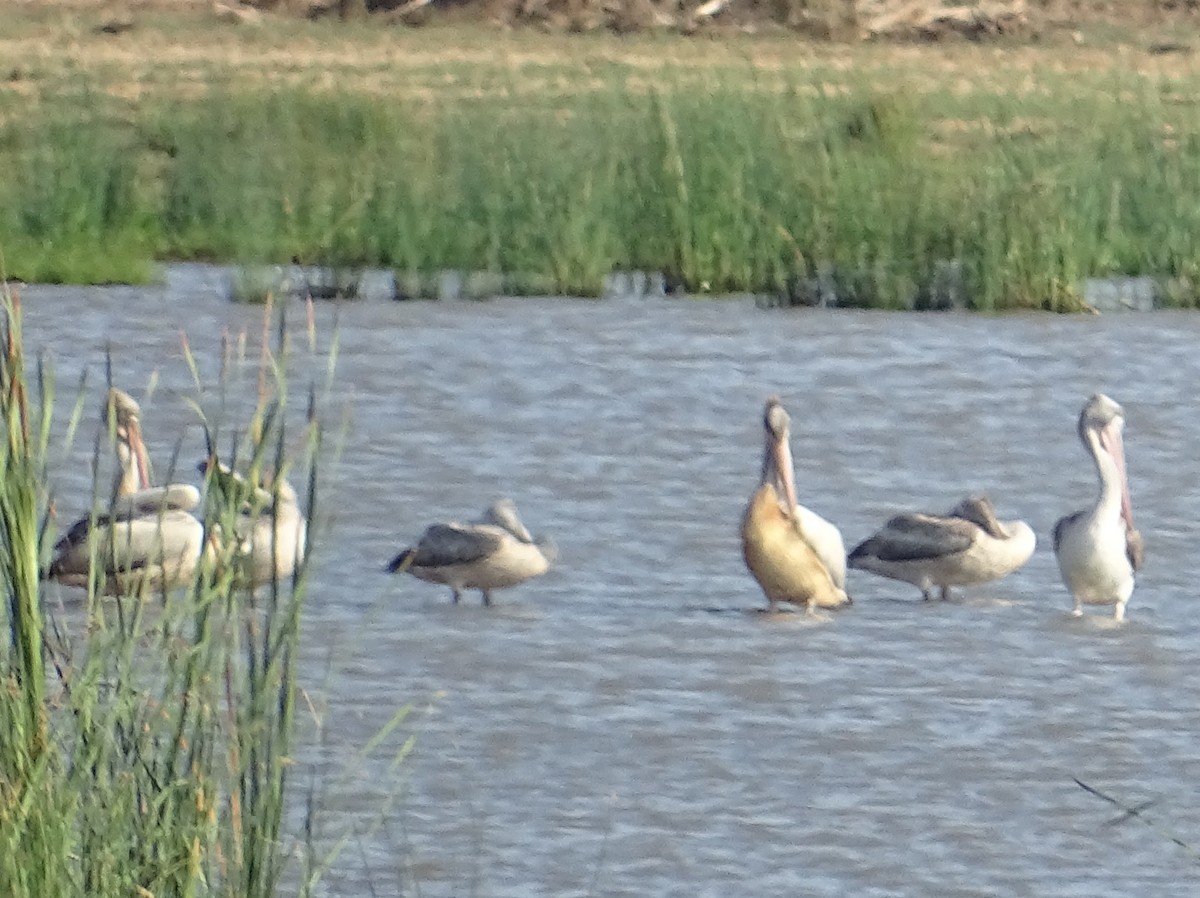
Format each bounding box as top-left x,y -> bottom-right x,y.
1053,393 -> 1144,621
106,387 -> 152,496
740,397 -> 850,614
47,389 -> 206,595
387,499 -> 555,606
199,459 -> 307,589
848,496 -> 1035,600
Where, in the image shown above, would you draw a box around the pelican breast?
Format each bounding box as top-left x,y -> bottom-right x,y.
1052,509 -> 1135,606
741,484 -> 850,611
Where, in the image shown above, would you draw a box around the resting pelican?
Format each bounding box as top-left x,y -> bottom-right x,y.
199,459 -> 307,589
740,396 -> 850,614
1053,393 -> 1144,621
847,496 -> 1035,600
387,498 -> 555,605
47,389 -> 206,595
48,485 -> 207,595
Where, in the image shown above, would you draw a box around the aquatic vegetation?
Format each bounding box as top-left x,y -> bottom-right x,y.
301,266 -> 363,300
0,26 -> 1199,308
229,264 -> 293,304
0,286 -> 342,897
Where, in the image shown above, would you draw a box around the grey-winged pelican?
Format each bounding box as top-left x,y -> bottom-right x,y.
387,499 -> 555,605
848,496 -> 1035,600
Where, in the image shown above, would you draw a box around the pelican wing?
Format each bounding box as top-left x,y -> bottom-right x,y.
52,513 -> 114,559
1126,526 -> 1145,572
49,510 -> 203,583
113,485 -> 202,517
105,513 -> 203,570
793,504 -> 847,590
850,514 -> 976,564
54,486 -> 202,555
1051,511 -> 1084,555
412,524 -> 504,568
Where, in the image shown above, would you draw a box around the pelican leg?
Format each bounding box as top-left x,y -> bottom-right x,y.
451,588 -> 462,604
1071,597 -> 1083,617
1113,600 -> 1127,623
940,586 -> 952,601
480,589 -> 492,607
921,586 -> 935,601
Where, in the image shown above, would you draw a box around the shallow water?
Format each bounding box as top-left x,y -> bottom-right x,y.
22,264 -> 1200,896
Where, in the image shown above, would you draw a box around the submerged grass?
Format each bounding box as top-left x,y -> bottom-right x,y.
0,283 -> 336,897
1,21 -> 1200,306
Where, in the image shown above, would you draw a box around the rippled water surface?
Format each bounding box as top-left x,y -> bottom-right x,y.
22,266 -> 1200,896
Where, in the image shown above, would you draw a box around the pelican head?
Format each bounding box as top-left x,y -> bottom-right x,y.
947,495 -> 1005,539
480,498 -> 535,543
1078,393 -> 1124,444
1078,393 -> 1134,531
760,396 -> 798,516
106,388 -> 150,493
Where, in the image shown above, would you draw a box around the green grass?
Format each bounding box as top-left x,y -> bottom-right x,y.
2,55 -> 1200,308
0,288 -> 336,897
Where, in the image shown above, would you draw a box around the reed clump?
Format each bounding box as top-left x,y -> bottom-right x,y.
1,57 -> 1199,308
0,286 -> 328,898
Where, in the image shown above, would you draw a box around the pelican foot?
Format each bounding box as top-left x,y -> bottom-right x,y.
1070,606 -> 1083,618
939,586 -> 952,602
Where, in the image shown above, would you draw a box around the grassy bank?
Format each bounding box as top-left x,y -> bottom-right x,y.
0,288 -> 328,897
1,11 -> 1199,307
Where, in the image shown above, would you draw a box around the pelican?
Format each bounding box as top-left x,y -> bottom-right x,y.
740,396 -> 850,614
387,498 -> 555,606
847,496 -> 1035,600
198,459 -> 307,589
105,387 -> 151,496
47,485 -> 207,596
1053,393 -> 1144,621
47,389 -> 206,596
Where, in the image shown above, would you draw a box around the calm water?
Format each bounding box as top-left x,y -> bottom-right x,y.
22,265 -> 1200,897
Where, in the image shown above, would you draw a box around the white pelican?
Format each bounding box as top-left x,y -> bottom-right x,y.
105,388 -> 151,496
198,459 -> 307,590
847,495 -> 1035,600
48,390 -> 206,595
387,499 -> 555,606
1053,393 -> 1144,621
740,396 -> 850,614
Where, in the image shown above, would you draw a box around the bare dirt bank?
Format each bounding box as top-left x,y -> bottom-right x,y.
14,0 -> 1200,43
